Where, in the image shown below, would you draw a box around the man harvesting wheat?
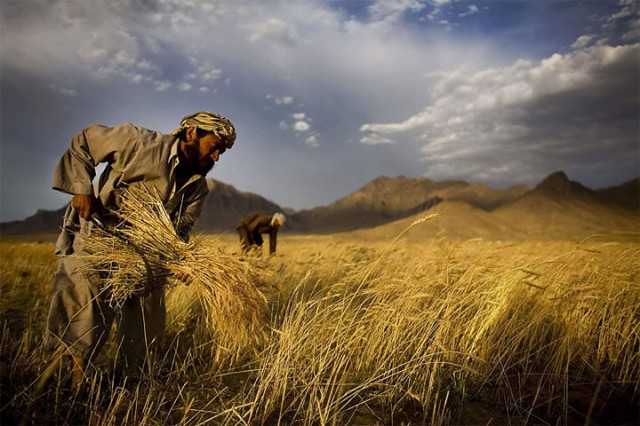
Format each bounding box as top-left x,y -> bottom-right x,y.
45,111 -> 236,385
236,212 -> 286,257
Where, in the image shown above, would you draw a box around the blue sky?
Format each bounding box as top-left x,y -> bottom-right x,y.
1,0 -> 638,221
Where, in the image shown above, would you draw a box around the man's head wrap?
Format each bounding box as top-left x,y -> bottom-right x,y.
271,212 -> 286,227
171,111 -> 237,148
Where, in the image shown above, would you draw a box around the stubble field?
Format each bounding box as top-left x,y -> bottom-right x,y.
1,228 -> 639,425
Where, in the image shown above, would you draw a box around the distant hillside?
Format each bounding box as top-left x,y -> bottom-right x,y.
195,180 -> 284,232
0,207 -> 66,236
345,200 -> 512,241
290,175 -> 529,233
489,171 -> 639,239
445,183 -> 529,210
1,172 -> 638,240
346,172 -> 639,242
0,179 -> 284,236
594,177 -> 640,212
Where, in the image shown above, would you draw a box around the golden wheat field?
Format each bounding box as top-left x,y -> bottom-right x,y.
1,227 -> 639,425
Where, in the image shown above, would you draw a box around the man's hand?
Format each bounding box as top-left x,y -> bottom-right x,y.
175,271 -> 194,286
71,194 -> 99,221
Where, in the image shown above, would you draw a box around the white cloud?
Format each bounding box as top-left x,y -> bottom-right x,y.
267,94 -> 294,105
77,29 -> 146,81
242,18 -> 298,45
293,121 -> 311,132
0,0 -> 494,108
277,96 -> 294,105
360,133 -> 395,145
178,82 -> 193,92
129,74 -> 143,84
571,35 -> 595,50
200,68 -> 222,81
425,0 -> 453,24
305,134 -> 320,148
1,0 -> 237,95
459,5 -> 479,18
606,0 -> 639,23
360,43 -> 640,184
137,60 -> 156,71
154,80 -> 172,92
343,0 -> 426,36
278,110 -> 318,143
368,0 -> 425,21
622,18 -> 640,42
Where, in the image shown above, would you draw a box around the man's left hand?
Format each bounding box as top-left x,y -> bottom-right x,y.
175,271 -> 194,286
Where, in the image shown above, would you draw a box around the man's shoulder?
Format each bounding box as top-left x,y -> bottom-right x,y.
81,122 -> 167,142
97,122 -> 169,139
127,123 -> 168,141
253,213 -> 272,225
118,123 -> 177,152
243,212 -> 259,220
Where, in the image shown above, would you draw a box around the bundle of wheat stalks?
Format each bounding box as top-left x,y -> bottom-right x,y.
79,185 -> 268,358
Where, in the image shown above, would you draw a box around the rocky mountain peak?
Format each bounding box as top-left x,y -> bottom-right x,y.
536,171 -> 570,189
534,171 -> 592,198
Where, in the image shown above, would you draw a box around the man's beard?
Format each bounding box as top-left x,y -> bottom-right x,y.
197,157 -> 215,175
183,142 -> 215,175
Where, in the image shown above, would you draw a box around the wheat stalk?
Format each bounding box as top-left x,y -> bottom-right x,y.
78,185 -> 268,360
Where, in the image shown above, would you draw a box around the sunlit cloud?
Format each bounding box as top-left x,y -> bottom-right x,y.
361,43 -> 640,185
293,120 -> 311,132
571,35 -> 595,50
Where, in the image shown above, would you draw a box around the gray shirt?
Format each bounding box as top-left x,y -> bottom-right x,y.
53,123 -> 209,254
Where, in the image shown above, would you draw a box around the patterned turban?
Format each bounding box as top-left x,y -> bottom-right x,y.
171,111 -> 237,148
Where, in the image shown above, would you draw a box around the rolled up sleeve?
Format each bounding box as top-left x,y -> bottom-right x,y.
52,124 -> 138,195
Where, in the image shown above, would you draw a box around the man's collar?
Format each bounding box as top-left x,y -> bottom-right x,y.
169,136 -> 205,184
169,136 -> 180,164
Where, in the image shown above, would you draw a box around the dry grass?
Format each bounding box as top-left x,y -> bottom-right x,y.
78,186 -> 269,362
1,218 -> 639,424
239,232 -> 640,424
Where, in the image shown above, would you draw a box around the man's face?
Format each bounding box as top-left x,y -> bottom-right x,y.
181,129 -> 227,175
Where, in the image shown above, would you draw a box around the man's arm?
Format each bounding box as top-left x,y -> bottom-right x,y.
269,227 -> 278,255
52,124 -> 138,219
245,213 -> 266,246
253,231 -> 264,247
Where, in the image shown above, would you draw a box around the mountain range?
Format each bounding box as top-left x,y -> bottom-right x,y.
347,172 -> 639,241
1,171 -> 638,241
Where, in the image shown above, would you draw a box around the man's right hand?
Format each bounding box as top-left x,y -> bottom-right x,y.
71,194 -> 99,221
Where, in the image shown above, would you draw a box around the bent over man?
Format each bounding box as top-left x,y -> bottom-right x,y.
45,111 -> 236,384
236,212 -> 286,256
